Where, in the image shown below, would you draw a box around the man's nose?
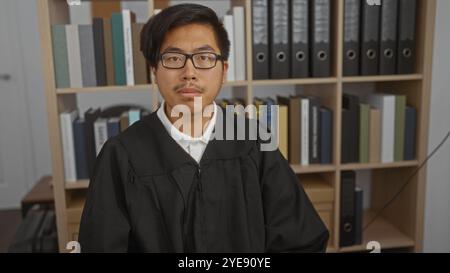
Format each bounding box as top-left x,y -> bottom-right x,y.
182,57 -> 197,80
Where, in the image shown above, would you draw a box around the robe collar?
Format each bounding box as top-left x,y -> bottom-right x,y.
143,106 -> 254,171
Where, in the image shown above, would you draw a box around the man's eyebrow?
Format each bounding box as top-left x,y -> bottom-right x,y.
162,45 -> 217,53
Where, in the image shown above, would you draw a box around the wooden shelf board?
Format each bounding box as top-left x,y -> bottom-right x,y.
56,81 -> 249,94
342,74 -> 423,83
340,161 -> 419,171
65,180 -> 89,190
57,85 -> 151,94
252,78 -> 337,86
339,210 -> 415,253
224,80 -> 249,87
290,164 -> 336,174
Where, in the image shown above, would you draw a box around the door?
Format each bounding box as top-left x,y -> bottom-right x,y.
0,0 -> 33,209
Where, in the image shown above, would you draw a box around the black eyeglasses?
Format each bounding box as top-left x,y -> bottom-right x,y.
159,51 -> 224,69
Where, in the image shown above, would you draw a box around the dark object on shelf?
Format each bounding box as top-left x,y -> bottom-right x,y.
20,175 -> 54,218
8,206 -> 58,253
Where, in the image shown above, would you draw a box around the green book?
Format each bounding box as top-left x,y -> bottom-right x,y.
395,95 -> 406,162
359,103 -> 370,163
51,25 -> 70,88
111,13 -> 126,85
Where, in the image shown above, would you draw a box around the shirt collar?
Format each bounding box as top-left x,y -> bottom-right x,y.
156,100 -> 217,145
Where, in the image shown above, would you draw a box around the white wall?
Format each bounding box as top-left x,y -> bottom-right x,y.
423,0 -> 450,253
10,0 -> 450,252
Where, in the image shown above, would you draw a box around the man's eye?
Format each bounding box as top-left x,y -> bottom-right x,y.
168,56 -> 180,62
200,55 -> 213,61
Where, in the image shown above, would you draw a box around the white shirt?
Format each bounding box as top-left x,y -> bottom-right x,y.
157,101 -> 217,163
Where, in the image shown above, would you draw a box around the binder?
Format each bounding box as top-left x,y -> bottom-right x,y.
340,171 -> 356,247
397,0 -> 417,74
310,0 -> 331,77
269,0 -> 290,79
379,0 -> 398,75
290,0 -> 309,78
342,94 -> 360,163
343,0 -> 361,76
360,0 -> 381,75
354,187 -> 363,245
252,0 -> 270,79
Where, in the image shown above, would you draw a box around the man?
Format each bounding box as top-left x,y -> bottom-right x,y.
79,3 -> 329,253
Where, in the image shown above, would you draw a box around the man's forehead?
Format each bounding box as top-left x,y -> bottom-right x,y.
160,24 -> 220,52
162,45 -> 217,53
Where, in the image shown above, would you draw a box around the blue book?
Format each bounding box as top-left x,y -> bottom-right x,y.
73,118 -> 89,180
320,107 -> 333,164
107,117 -> 121,139
128,109 -> 141,126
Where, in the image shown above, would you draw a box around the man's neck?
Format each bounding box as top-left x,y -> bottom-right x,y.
164,103 -> 213,138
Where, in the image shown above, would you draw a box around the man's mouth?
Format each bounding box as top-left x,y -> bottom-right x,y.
177,88 -> 202,97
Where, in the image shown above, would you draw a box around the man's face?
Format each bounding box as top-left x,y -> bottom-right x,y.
152,23 -> 228,115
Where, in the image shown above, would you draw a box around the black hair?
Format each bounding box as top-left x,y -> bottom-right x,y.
140,3 -> 230,69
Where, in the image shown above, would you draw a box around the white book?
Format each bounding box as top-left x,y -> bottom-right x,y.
94,118 -> 108,156
301,98 -> 310,166
223,15 -> 235,82
66,25 -> 83,88
60,110 -> 78,183
233,7 -> 246,81
122,10 -> 135,86
121,1 -> 149,23
370,94 -> 396,163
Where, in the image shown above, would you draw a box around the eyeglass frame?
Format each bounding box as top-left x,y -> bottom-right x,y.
159,51 -> 225,69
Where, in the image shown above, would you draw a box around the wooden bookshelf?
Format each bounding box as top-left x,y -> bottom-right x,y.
37,0 -> 437,252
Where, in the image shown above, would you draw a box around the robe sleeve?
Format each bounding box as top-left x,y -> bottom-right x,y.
78,138 -> 131,253
255,144 -> 330,253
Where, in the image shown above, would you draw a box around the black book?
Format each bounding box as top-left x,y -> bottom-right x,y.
84,108 -> 102,177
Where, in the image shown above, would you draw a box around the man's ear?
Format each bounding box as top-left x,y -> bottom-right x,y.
222,61 -> 229,84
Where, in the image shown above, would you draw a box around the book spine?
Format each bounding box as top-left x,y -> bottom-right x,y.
111,13 -> 126,85
94,119 -> 108,156
51,25 -> 70,88
122,10 -> 135,86
60,111 -> 78,182
66,25 -> 82,88
301,98 -> 310,166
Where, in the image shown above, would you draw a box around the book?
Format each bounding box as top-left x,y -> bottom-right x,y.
394,95 -> 406,161
122,10 -> 136,86
94,118 -> 108,156
359,103 -> 370,163
369,94 -> 396,163
73,118 -> 89,180
111,12 -> 126,85
369,108 -> 382,163
51,25 -> 70,88
233,7 -> 246,81
60,110 -> 78,182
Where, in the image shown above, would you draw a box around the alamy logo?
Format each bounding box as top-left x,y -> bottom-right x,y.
66,241 -> 81,253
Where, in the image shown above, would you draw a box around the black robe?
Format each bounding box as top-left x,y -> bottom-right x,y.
78,108 -> 329,253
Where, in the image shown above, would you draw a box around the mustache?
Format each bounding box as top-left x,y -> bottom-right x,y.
173,83 -> 204,92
